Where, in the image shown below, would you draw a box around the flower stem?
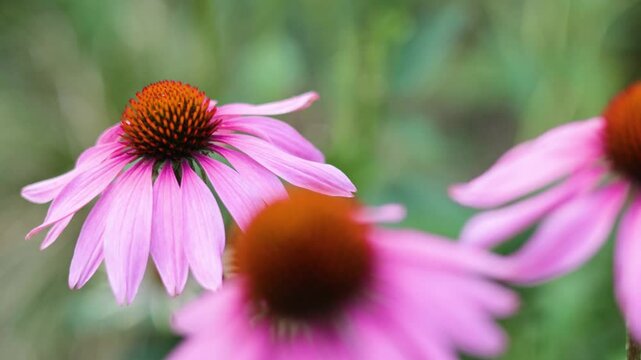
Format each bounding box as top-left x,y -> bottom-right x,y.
629,333 -> 641,360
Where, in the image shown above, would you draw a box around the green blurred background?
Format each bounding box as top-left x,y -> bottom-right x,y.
1,0 -> 640,359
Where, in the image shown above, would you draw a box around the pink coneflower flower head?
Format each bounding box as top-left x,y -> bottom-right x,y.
450,81 -> 641,339
22,81 -> 355,304
169,190 -> 518,360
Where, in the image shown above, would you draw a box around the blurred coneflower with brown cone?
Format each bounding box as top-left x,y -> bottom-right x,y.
169,190 -> 518,360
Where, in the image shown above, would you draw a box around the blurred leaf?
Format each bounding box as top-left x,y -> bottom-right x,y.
392,3 -> 468,94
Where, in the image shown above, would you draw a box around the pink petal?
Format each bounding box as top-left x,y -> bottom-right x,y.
271,330 -> 350,360
221,116 -> 325,162
170,296 -> 269,360
508,181 -> 628,283
448,277 -> 519,318
615,195 -> 641,340
371,229 -> 513,279
40,214 -> 74,250
68,185 -> 117,289
373,259 -> 507,358
181,162 -> 225,290
460,166 -> 604,248
32,144 -> 125,247
150,163 -> 188,296
22,142 -> 123,204
450,118 -> 605,208
364,296 -> 460,360
418,271 -> 518,318
213,146 -> 287,203
26,152 -> 131,239
215,91 -> 319,117
346,308 -> 409,360
22,171 -> 79,204
95,123 -> 123,145
103,162 -> 154,305
169,337 -> 266,360
172,284 -> 244,336
75,141 -> 125,167
217,134 -> 355,197
376,264 -> 508,358
355,204 -> 407,224
197,155 -> 264,231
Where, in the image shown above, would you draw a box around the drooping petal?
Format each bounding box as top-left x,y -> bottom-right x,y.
615,195 -> 641,340
68,184 -> 117,289
449,118 -> 605,208
40,214 -> 74,250
21,142 -> 123,204
348,301 -> 460,360
445,276 -> 519,317
374,224 -> 515,360
221,116 -> 325,162
151,163 -> 188,296
378,265 -> 509,358
22,171 -> 79,204
216,134 -> 355,197
96,123 -> 123,145
26,152 -> 131,239
271,330 -> 350,360
371,228 -> 512,279
460,166 -> 604,248
372,290 -> 461,360
197,155 -> 264,231
508,181 -> 628,283
169,288 -> 269,360
181,162 -> 225,290
169,337 -> 268,360
75,141 -> 125,167
346,308 -> 410,360
216,91 -> 319,117
213,146 -> 287,203
197,156 -> 265,230
103,161 -> 154,305
172,283 -> 244,336
355,204 -> 407,224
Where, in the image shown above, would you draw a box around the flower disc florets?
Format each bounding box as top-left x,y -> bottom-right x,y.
234,191 -> 373,321
604,82 -> 641,183
121,80 -> 218,159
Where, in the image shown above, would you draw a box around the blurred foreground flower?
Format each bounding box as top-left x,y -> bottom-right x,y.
450,81 -> 641,339
22,80 -> 355,304
169,191 -> 517,360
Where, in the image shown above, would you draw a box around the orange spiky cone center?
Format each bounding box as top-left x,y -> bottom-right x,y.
121,80 -> 218,159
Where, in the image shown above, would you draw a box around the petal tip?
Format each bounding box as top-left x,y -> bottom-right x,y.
448,183 -> 466,202
25,227 -> 41,240
20,188 -> 33,202
68,278 -> 80,290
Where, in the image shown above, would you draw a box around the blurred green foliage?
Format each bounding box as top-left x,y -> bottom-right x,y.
1,0 -> 640,359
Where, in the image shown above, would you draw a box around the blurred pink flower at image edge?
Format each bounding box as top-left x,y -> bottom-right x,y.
450,81 -> 641,339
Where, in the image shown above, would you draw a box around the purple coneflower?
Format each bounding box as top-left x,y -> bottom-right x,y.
22,80 -> 355,304
169,191 -> 517,360
450,82 -> 641,339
